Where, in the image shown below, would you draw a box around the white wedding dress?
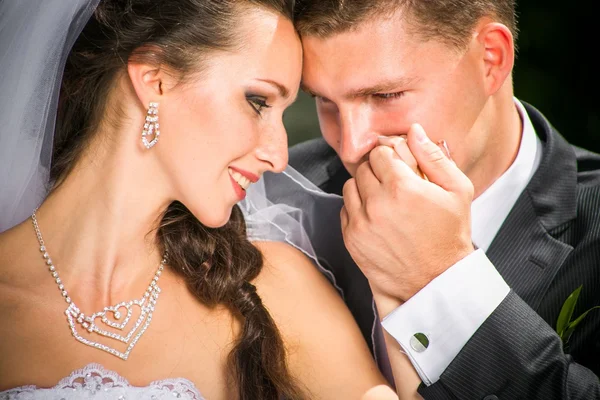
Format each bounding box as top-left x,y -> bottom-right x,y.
0,363 -> 205,400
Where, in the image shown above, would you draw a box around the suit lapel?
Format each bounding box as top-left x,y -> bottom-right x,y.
487,103 -> 577,310
486,193 -> 574,310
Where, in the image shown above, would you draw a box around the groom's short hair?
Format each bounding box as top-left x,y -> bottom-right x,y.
294,0 -> 518,49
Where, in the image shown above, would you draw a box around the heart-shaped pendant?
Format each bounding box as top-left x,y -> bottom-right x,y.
65,285 -> 161,360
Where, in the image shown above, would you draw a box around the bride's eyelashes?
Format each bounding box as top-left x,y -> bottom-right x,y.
246,94 -> 272,116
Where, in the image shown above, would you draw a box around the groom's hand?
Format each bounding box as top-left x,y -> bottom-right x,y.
340,123 -> 475,314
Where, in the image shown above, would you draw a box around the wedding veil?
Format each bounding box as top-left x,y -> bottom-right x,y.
0,0 -> 102,232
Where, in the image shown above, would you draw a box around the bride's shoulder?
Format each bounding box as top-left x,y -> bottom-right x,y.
0,221 -> 45,295
0,224 -> 22,278
252,240 -> 331,297
251,240 -> 345,337
249,242 -> 387,395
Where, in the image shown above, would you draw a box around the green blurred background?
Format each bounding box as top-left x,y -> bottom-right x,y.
283,2 -> 599,153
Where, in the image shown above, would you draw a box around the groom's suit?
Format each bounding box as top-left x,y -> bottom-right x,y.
289,103 -> 600,399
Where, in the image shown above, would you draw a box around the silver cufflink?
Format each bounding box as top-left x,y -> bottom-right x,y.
410,333 -> 430,353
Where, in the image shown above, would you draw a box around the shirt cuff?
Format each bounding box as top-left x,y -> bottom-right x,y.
381,249 -> 510,385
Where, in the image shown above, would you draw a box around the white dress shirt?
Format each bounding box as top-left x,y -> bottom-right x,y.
381,98 -> 543,385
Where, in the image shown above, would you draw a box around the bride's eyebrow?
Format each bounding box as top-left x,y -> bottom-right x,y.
256,79 -> 290,98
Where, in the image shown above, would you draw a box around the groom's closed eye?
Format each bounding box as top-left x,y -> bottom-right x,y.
300,76 -> 418,105
342,76 -> 419,100
300,82 -> 333,104
301,88 -> 331,104
372,91 -> 406,102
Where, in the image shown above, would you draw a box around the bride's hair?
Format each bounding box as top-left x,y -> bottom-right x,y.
51,1 -> 302,399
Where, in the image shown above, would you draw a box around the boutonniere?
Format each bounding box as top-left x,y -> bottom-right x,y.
556,285 -> 600,346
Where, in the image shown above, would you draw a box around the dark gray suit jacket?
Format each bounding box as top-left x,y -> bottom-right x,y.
289,103 -> 600,399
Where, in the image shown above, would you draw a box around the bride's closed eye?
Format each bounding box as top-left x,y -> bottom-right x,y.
246,94 -> 272,116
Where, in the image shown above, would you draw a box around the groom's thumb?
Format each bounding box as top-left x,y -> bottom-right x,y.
407,123 -> 473,196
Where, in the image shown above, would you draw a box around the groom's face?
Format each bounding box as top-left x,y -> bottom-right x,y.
301,12 -> 488,177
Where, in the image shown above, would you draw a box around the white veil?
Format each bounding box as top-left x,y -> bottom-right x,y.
240,167 -> 345,297
0,0 -> 102,232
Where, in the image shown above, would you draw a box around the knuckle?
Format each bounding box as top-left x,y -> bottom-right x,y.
464,180 -> 475,199
364,198 -> 383,221
425,147 -> 446,166
340,206 -> 348,220
370,146 -> 385,158
457,175 -> 475,199
349,214 -> 367,234
389,179 -> 407,197
370,145 -> 391,161
342,178 -> 356,195
356,161 -> 371,177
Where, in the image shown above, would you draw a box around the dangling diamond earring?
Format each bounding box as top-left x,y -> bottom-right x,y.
142,102 -> 160,149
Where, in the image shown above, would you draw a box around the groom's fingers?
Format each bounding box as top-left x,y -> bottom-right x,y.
355,161 -> 380,201
340,205 -> 349,231
369,145 -> 421,186
342,177 -> 362,215
406,123 -> 471,195
378,136 -> 424,180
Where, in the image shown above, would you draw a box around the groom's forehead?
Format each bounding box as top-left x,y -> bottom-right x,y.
298,9 -> 418,65
300,25 -> 424,99
294,0 -> 404,39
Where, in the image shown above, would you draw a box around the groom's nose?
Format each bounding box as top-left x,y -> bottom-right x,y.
338,106 -> 377,166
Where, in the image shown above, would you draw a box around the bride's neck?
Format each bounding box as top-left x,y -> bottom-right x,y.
35,126 -> 174,306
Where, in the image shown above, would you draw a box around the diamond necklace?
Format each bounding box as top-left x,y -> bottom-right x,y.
31,210 -> 168,360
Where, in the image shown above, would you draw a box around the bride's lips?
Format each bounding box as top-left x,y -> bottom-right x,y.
228,167 -> 260,201
230,174 -> 247,201
229,167 -> 259,183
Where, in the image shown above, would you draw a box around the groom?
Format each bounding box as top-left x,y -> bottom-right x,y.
290,0 -> 600,398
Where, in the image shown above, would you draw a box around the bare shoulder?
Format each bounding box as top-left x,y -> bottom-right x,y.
252,241 -> 387,399
253,240 -> 332,294
252,240 -> 340,328
0,221 -> 49,330
0,221 -> 43,288
0,229 -> 15,303
0,221 -> 49,383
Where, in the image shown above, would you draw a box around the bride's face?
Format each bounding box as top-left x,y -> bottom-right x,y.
157,9 -> 301,227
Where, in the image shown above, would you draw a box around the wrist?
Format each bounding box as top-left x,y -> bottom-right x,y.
402,244 -> 476,302
371,287 -> 403,319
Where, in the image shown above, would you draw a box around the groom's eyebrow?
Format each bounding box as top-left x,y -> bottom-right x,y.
300,81 -> 317,97
300,77 -> 419,100
345,77 -> 419,99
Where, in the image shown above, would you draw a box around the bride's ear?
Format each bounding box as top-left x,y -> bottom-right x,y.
127,58 -> 165,108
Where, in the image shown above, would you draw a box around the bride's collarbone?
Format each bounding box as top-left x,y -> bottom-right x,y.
0,281 -> 237,395
0,227 -> 239,397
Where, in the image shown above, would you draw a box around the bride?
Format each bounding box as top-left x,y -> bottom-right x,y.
0,0 -> 407,399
